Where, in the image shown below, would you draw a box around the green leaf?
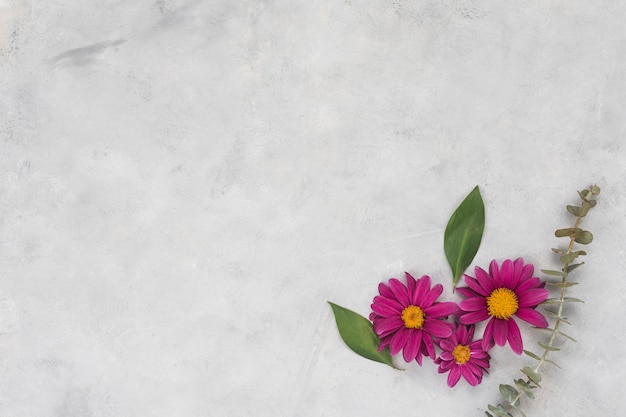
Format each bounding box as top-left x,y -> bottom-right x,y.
523,350 -> 542,360
551,247 -> 565,254
575,231 -> 593,244
541,269 -> 566,277
555,228 -> 581,238
578,201 -> 592,217
538,341 -> 560,351
559,251 -> 585,264
566,205 -> 581,216
327,302 -> 398,369
545,281 -> 579,288
487,404 -> 514,417
542,297 -> 584,305
544,358 -> 561,368
566,262 -> 584,272
557,331 -> 578,342
521,366 -> 541,386
544,309 -> 572,324
444,186 -> 485,289
514,379 -> 536,399
500,384 -> 520,406
591,185 -> 601,195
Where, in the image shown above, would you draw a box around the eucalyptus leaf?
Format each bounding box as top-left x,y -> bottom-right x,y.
566,262 -> 584,272
328,302 -> 398,369
487,404 -> 514,417
544,358 -> 561,368
521,366 -> 541,386
514,379 -> 536,398
575,231 -> 593,244
545,281 -> 578,288
566,205 -> 580,216
591,185 -> 601,195
537,341 -> 560,351
557,331 -> 578,342
540,269 -> 566,277
560,252 -> 578,264
444,185 -> 485,289
578,201 -> 592,217
523,350 -> 542,360
500,384 -> 520,406
555,228 -> 581,238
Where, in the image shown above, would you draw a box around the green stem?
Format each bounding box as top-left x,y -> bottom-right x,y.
507,191 -> 589,411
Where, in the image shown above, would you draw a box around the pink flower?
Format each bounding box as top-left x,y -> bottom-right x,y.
435,324 -> 490,387
457,258 -> 549,355
369,273 -> 458,365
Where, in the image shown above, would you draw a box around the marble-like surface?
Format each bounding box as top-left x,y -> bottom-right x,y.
1,1 -> 625,416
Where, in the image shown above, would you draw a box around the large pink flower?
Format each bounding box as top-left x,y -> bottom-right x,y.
369,273 -> 458,365
457,258 -> 549,354
434,324 -> 490,387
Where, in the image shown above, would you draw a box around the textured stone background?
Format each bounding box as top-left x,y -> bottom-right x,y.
1,1 -> 625,416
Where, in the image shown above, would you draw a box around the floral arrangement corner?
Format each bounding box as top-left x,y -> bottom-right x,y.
328,185 -> 600,416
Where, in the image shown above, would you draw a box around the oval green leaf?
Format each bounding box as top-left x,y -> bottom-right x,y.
444,186 -> 485,289
327,302 -> 398,369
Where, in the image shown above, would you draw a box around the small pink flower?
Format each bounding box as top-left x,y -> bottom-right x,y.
435,324 -> 490,387
369,273 -> 458,365
457,258 -> 549,354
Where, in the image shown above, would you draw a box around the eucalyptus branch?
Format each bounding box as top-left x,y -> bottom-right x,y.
486,185 -> 600,417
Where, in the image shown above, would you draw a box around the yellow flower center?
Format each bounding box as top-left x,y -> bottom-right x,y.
401,305 -> 424,329
486,287 -> 519,319
453,344 -> 471,364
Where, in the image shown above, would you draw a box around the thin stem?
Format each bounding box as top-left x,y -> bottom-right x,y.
508,193 -> 589,410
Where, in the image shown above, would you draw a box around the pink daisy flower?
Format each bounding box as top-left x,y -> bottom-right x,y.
435,324 -> 490,387
369,273 -> 458,365
457,258 -> 549,355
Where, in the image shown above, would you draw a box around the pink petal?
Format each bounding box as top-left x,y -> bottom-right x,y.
389,328 -> 410,356
500,259 -> 514,288
415,351 -> 423,366
456,324 -> 468,343
378,282 -> 394,298
405,272 -> 416,299
516,307 -> 548,327
412,275 -> 431,305
456,286 -> 478,298
466,325 -> 475,342
447,366 -> 462,387
388,278 -> 410,306
510,258 -> 524,289
402,329 -> 421,363
516,277 -> 542,292
465,276 -> 489,297
461,363 -> 480,386
518,263 -> 534,286
475,266 -> 496,294
472,357 -> 490,369
424,301 -> 458,318
371,301 -> 400,317
439,351 -> 454,361
493,318 -> 508,347
438,359 -> 454,371
440,339 -> 457,352
517,289 -> 550,307
372,295 -> 404,313
420,283 -> 443,308
460,297 -> 487,312
482,318 -> 496,351
423,333 -> 436,359
423,319 -> 454,338
459,309 -> 490,324
373,316 -> 403,337
507,319 -> 523,354
488,260 -> 501,287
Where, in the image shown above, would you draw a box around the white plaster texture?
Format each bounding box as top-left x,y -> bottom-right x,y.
1,1 -> 625,416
